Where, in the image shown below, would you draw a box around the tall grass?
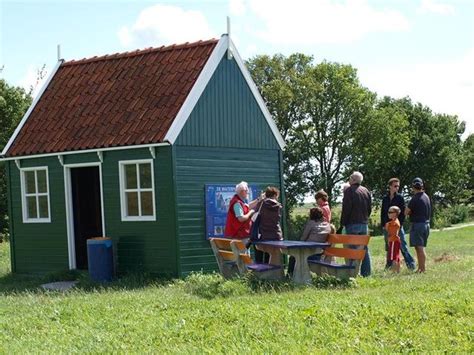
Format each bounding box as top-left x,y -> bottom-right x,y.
0,227 -> 473,352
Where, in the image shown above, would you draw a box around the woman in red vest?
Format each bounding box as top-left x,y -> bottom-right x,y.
224,181 -> 262,240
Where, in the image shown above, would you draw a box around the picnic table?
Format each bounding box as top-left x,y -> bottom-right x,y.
253,240 -> 330,284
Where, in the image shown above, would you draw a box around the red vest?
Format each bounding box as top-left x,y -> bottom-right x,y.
224,194 -> 251,239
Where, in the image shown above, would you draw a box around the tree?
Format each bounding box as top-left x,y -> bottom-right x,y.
372,97 -> 467,204
247,54 -> 315,211
0,79 -> 32,235
462,134 -> 474,203
247,55 -> 376,209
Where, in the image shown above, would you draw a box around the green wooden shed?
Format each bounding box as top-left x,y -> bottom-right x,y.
1,35 -> 286,277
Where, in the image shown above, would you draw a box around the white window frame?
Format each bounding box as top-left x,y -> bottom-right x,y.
20,166 -> 51,223
119,159 -> 156,221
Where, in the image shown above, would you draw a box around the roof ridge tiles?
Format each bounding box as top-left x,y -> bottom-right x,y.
62,38 -> 218,67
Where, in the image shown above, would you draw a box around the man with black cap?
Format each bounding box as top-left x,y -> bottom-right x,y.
405,178 -> 431,273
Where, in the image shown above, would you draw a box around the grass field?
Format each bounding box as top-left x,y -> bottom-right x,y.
0,227 -> 473,353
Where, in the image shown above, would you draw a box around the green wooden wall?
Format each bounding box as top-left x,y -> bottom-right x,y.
7,157 -> 68,273
174,56 -> 284,276
176,56 -> 280,150
174,147 -> 282,275
102,147 -> 178,276
7,146 -> 178,276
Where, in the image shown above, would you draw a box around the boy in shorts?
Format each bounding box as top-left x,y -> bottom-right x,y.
385,206 -> 402,273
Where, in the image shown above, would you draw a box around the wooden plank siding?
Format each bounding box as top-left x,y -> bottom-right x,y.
174,56 -> 284,276
174,147 -> 282,276
7,146 -> 178,276
175,56 -> 280,150
101,146 -> 178,277
8,157 -> 68,273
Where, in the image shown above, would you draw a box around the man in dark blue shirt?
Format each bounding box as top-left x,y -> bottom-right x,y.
406,178 -> 431,273
381,178 -> 415,270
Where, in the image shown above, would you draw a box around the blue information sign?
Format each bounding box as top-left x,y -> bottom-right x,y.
205,184 -> 260,239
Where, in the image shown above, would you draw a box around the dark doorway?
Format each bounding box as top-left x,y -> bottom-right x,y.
71,166 -> 103,269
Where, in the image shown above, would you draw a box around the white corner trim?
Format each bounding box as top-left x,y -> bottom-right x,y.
149,146 -> 156,159
164,36 -> 229,144
1,60 -> 64,157
14,159 -> 21,170
97,151 -> 103,163
229,39 -> 286,150
58,155 -> 64,166
163,35 -> 286,150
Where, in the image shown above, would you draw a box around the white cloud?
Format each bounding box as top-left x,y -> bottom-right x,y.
358,48 -> 474,136
118,4 -> 216,48
229,0 -> 246,16
418,0 -> 455,15
237,0 -> 410,45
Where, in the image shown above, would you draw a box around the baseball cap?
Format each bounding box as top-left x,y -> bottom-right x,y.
412,177 -> 423,188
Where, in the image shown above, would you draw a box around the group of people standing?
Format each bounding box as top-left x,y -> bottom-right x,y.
223,172 -> 432,276
341,172 -> 431,276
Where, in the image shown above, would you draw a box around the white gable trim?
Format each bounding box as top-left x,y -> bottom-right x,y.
164,36 -> 228,144
1,60 -> 64,157
229,39 -> 286,150
164,35 -> 286,150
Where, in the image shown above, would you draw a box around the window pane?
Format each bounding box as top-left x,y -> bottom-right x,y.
139,163 -> 152,188
141,191 -> 153,216
38,196 -> 49,218
125,164 -> 137,189
27,196 -> 37,219
25,171 -> 36,194
126,192 -> 139,216
37,170 -> 48,193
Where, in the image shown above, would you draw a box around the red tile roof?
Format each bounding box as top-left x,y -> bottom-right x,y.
6,39 -> 218,157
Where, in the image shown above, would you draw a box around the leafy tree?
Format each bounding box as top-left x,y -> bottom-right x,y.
462,134 -> 474,203
247,54 -> 314,211
374,97 -> 467,204
0,79 -> 32,235
350,97 -> 411,202
247,55 -> 376,209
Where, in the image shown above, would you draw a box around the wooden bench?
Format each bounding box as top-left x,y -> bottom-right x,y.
308,234 -> 370,279
209,238 -> 283,280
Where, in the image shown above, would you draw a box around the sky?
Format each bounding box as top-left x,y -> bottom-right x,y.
1,0 -> 473,136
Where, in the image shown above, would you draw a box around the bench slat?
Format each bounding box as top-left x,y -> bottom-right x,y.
324,247 -> 365,260
308,260 -> 355,270
247,263 -> 282,272
218,250 -> 236,261
327,234 -> 370,245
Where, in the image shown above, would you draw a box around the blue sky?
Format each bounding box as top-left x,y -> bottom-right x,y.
1,0 -> 473,135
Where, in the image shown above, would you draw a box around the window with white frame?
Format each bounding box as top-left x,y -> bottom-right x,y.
21,167 -> 51,223
119,160 -> 155,221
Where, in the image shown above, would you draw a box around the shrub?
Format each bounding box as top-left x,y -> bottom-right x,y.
181,272 -> 247,299
287,214 -> 308,240
432,204 -> 470,229
311,274 -> 357,289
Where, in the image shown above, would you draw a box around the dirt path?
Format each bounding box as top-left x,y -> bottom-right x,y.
431,221 -> 474,232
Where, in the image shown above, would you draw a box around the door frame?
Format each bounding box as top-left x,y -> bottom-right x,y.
64,162 -> 105,269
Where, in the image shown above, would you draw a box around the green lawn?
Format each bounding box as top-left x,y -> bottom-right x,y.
0,227 -> 473,353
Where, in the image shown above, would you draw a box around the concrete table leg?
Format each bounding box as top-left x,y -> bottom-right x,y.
286,248 -> 319,285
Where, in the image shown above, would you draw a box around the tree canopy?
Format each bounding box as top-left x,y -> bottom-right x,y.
248,54 -> 469,211
0,79 -> 32,235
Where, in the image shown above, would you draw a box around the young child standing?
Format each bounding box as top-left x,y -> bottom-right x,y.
315,189 -> 331,223
385,206 -> 402,273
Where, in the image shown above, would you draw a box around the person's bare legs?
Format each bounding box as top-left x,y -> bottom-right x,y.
415,246 -> 426,272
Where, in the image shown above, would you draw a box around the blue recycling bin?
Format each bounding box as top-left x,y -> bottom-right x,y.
87,237 -> 113,282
